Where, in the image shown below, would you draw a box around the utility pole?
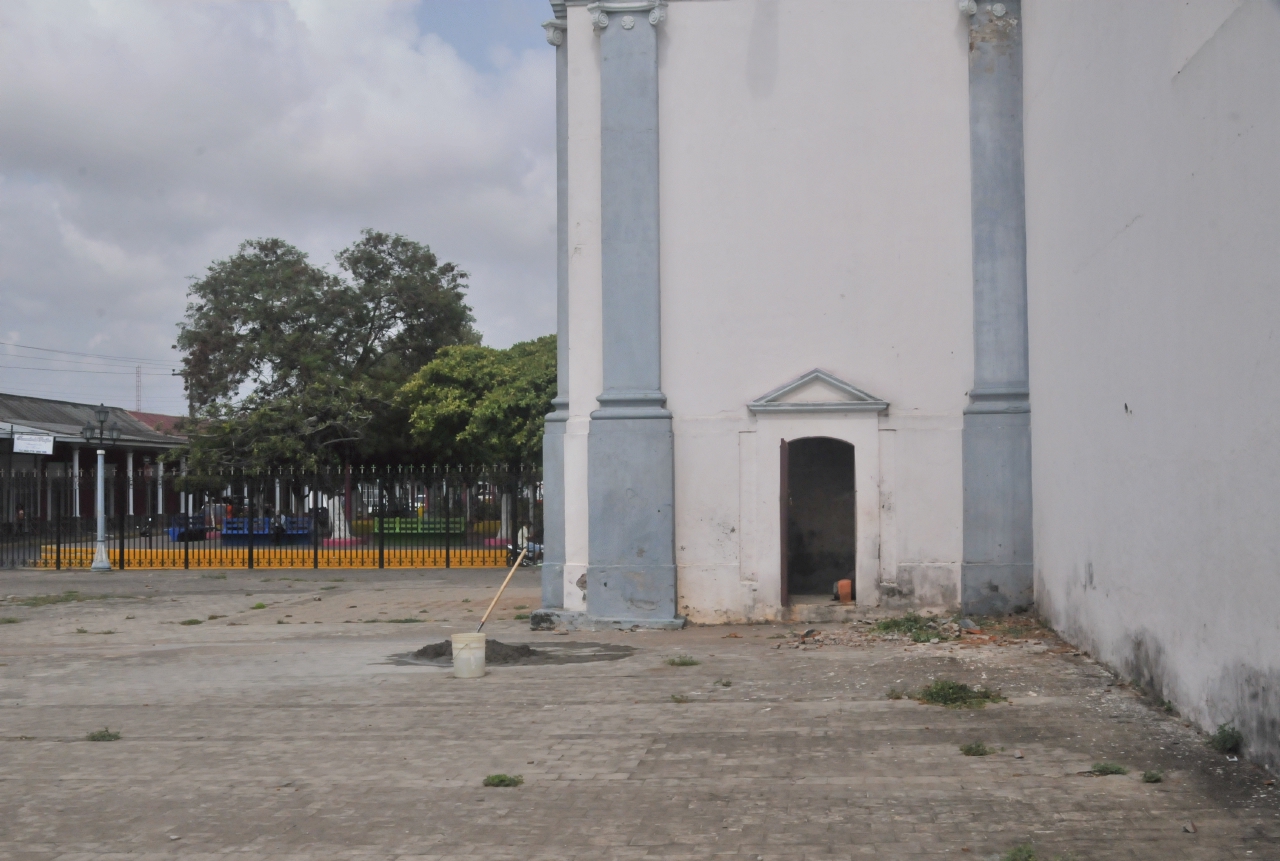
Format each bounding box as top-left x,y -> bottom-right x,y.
135,366 -> 141,411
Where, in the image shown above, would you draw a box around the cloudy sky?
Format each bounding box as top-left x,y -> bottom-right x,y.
0,0 -> 555,416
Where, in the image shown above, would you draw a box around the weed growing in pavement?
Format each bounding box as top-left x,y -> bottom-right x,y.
482,774 -> 523,787
514,604 -> 528,610
1141,770 -> 1163,783
874,612 -> 954,643
250,602 -> 267,610
200,574 -> 227,580
75,627 -> 88,634
1209,724 -> 1243,754
666,655 -> 700,666
320,586 -> 338,590
960,742 -> 992,756
86,728 -> 121,742
1002,845 -> 1037,861
382,618 -> 424,623
767,633 -> 787,639
461,598 -> 471,603
886,688 -> 905,700
179,619 -> 203,625
514,614 -> 530,620
208,615 -> 225,620
0,617 -> 21,624
714,679 -> 732,687
1091,762 -> 1128,775
670,694 -> 690,703
919,680 -> 1004,708
20,591 -> 115,608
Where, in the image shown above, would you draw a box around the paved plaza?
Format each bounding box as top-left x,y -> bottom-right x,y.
0,567 -> 1276,860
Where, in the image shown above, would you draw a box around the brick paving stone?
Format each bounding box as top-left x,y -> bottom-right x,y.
0,567 -> 1277,860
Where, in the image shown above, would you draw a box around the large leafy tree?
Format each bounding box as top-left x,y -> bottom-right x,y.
396,335 -> 556,466
176,231 -> 479,470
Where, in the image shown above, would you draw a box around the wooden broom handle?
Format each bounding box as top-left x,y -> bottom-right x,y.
477,547 -> 525,633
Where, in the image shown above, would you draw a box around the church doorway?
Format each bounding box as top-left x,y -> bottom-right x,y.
780,437 -> 856,604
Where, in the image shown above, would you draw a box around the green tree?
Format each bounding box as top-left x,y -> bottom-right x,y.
396,335 -> 556,466
175,231 -> 479,470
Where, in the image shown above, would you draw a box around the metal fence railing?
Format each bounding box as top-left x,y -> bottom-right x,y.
0,464 -> 542,570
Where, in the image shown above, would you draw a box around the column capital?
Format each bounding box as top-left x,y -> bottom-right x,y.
587,0 -> 667,32
543,19 -> 567,46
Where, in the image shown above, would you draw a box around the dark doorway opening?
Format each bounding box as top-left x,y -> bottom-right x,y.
781,437 -> 856,601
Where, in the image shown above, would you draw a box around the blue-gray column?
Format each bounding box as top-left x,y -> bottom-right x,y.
585,1 -> 679,625
962,0 -> 1034,615
540,3 -> 568,611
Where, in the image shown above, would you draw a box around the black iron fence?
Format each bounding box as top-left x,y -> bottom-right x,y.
0,464 -> 542,570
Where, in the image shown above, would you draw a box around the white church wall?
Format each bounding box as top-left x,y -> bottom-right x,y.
1024,0 -> 1280,770
656,0 -> 974,619
562,4 -> 603,611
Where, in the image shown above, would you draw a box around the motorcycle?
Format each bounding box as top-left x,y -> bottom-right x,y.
506,542 -> 542,568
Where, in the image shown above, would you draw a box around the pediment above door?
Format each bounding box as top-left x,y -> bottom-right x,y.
748,369 -> 889,414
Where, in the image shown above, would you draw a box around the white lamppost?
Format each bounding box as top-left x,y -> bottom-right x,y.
82,404 -> 121,572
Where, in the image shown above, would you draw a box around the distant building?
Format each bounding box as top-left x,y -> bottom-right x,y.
1,393 -> 186,520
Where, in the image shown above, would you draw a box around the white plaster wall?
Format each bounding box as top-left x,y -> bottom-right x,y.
1023,0 -> 1280,770
658,0 -> 974,619
562,4 -> 603,611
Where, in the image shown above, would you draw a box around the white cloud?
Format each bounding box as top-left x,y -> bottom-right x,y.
0,0 -> 555,414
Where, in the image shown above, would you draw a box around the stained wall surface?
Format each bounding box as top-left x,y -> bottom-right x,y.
1023,0 -> 1280,769
653,0 -> 975,621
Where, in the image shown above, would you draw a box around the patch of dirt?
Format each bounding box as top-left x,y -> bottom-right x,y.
413,639 -> 541,664
391,640 -> 636,667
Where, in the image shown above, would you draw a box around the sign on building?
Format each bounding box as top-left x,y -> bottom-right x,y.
13,433 -> 55,455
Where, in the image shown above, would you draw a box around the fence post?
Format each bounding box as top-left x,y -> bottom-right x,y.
118,472 -> 126,570
377,472 -> 385,570
54,477 -> 62,570
312,484 -> 319,569
247,478 -> 255,570
183,492 -> 190,571
444,471 -> 451,570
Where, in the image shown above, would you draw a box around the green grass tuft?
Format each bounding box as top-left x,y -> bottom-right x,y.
0,617 -> 22,624
1141,770 -> 1163,783
1091,762 -> 1128,775
1209,723 -> 1243,754
514,613 -> 530,620
250,602 -> 267,610
666,655 -> 700,667
21,591 -> 115,608
670,694 -> 690,703
179,619 -> 203,625
886,688 -> 905,700
960,741 -> 992,756
918,679 -> 1003,708
200,573 -> 227,580
714,679 -> 732,687
874,612 -> 950,642
1002,845 -> 1037,861
482,773 -> 523,787
86,728 -> 121,742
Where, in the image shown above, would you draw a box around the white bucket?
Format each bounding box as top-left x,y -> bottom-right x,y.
452,633 -> 486,678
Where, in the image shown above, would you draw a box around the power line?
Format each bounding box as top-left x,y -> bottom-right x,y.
0,340 -> 174,367
0,352 -> 171,370
0,364 -> 175,375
